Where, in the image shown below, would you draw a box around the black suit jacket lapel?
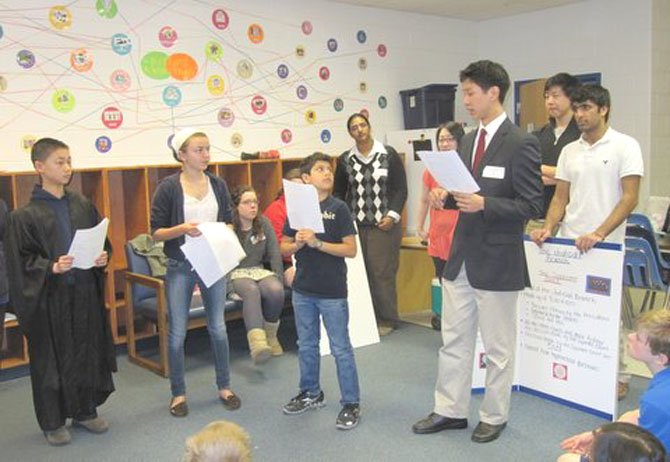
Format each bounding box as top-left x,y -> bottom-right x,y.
459,131 -> 475,169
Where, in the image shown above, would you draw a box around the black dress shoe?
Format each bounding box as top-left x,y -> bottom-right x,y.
471,421 -> 506,443
412,412 -> 468,434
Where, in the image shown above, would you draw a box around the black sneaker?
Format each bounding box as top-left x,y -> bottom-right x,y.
336,403 -> 360,430
282,391 -> 326,415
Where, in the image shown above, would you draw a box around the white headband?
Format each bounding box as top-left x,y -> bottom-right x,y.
171,127 -> 202,153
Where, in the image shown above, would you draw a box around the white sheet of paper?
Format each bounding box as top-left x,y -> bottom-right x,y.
283,179 -> 325,232
67,217 -> 109,269
417,150 -> 480,193
180,222 -> 246,288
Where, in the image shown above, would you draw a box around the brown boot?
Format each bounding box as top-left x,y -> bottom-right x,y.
264,321 -> 284,356
247,328 -> 272,364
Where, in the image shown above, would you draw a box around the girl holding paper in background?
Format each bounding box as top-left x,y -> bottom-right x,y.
150,128 -> 241,418
230,186 -> 285,364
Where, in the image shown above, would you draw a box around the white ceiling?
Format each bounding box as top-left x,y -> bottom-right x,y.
326,0 -> 586,21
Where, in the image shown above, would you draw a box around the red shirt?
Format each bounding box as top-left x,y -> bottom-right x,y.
263,195 -> 290,264
423,170 -> 459,260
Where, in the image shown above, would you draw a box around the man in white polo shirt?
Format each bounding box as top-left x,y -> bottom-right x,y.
531,83 -> 644,399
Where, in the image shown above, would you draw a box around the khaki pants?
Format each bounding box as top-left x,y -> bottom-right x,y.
358,224 -> 402,327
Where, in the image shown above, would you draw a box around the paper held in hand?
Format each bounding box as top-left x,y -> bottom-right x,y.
180,222 -> 246,288
283,179 -> 325,232
67,217 -> 110,269
417,150 -> 480,193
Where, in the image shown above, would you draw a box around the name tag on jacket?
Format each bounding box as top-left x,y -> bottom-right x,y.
482,166 -> 505,179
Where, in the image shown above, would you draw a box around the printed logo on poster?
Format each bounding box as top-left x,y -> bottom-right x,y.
111,33 -> 132,55
585,275 -> 612,296
158,26 -> 178,48
110,70 -> 131,92
552,362 -> 569,381
251,95 -> 267,115
217,108 -> 235,128
277,64 -> 289,79
95,136 -> 112,153
102,107 -> 123,129
212,9 -> 229,30
281,129 -> 292,144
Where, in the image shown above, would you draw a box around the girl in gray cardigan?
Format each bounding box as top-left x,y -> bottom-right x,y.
230,186 -> 285,364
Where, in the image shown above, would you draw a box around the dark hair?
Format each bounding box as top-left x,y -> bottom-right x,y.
435,122 -> 465,149
275,168 -> 303,199
544,73 -> 581,99
459,60 -> 510,104
591,422 -> 667,462
346,112 -> 370,132
636,309 -> 670,365
31,137 -> 68,164
231,185 -> 263,240
570,84 -> 611,122
300,152 -> 332,176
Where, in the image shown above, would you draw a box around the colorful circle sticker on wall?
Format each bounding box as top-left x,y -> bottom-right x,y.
320,129 -> 332,143
166,53 -> 198,81
251,95 -> 267,115
162,85 -> 182,107
359,81 -> 367,93
360,108 -> 370,120
277,64 -> 289,79
318,66 -> 330,81
207,75 -> 225,96
281,129 -> 292,144
0,76 -> 7,92
212,9 -> 229,30
17,50 -> 35,69
295,45 -> 305,58
358,57 -> 367,70
217,107 -> 235,127
49,6 -> 72,30
111,33 -> 132,55
333,98 -> 344,112
305,109 -> 316,124
237,59 -> 253,79
356,30 -> 367,44
205,40 -> 223,61
52,89 -> 75,113
96,0 -> 118,18
110,69 -> 131,92
102,106 -> 123,129
247,23 -> 264,44
377,44 -> 387,57
70,48 -> 93,72
141,51 -> 169,79
158,26 -> 178,48
296,85 -> 308,100
378,96 -> 388,109
301,20 -> 313,35
21,135 -> 37,153
95,136 -> 112,153
231,132 -> 243,149
327,38 -> 338,52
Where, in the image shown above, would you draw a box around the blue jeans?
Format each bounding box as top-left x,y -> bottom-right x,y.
292,290 -> 360,405
166,259 -> 230,397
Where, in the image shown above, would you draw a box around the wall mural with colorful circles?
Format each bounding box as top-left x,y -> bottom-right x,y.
0,1 -> 401,169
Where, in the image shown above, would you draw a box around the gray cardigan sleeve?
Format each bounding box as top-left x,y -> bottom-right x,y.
262,217 -> 284,281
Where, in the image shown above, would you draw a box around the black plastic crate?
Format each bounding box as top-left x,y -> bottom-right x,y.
399,84 -> 457,130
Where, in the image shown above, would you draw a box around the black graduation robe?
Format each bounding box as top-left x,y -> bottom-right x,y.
5,188 -> 116,431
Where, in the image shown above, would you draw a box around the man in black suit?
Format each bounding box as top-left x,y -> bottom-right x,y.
412,60 -> 543,443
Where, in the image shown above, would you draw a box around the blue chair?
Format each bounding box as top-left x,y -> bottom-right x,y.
626,213 -> 670,281
124,242 -> 242,377
621,237 -> 669,328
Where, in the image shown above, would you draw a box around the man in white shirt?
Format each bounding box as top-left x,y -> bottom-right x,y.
531,83 -> 644,399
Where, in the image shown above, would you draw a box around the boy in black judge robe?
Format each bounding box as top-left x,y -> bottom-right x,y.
5,138 -> 116,446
